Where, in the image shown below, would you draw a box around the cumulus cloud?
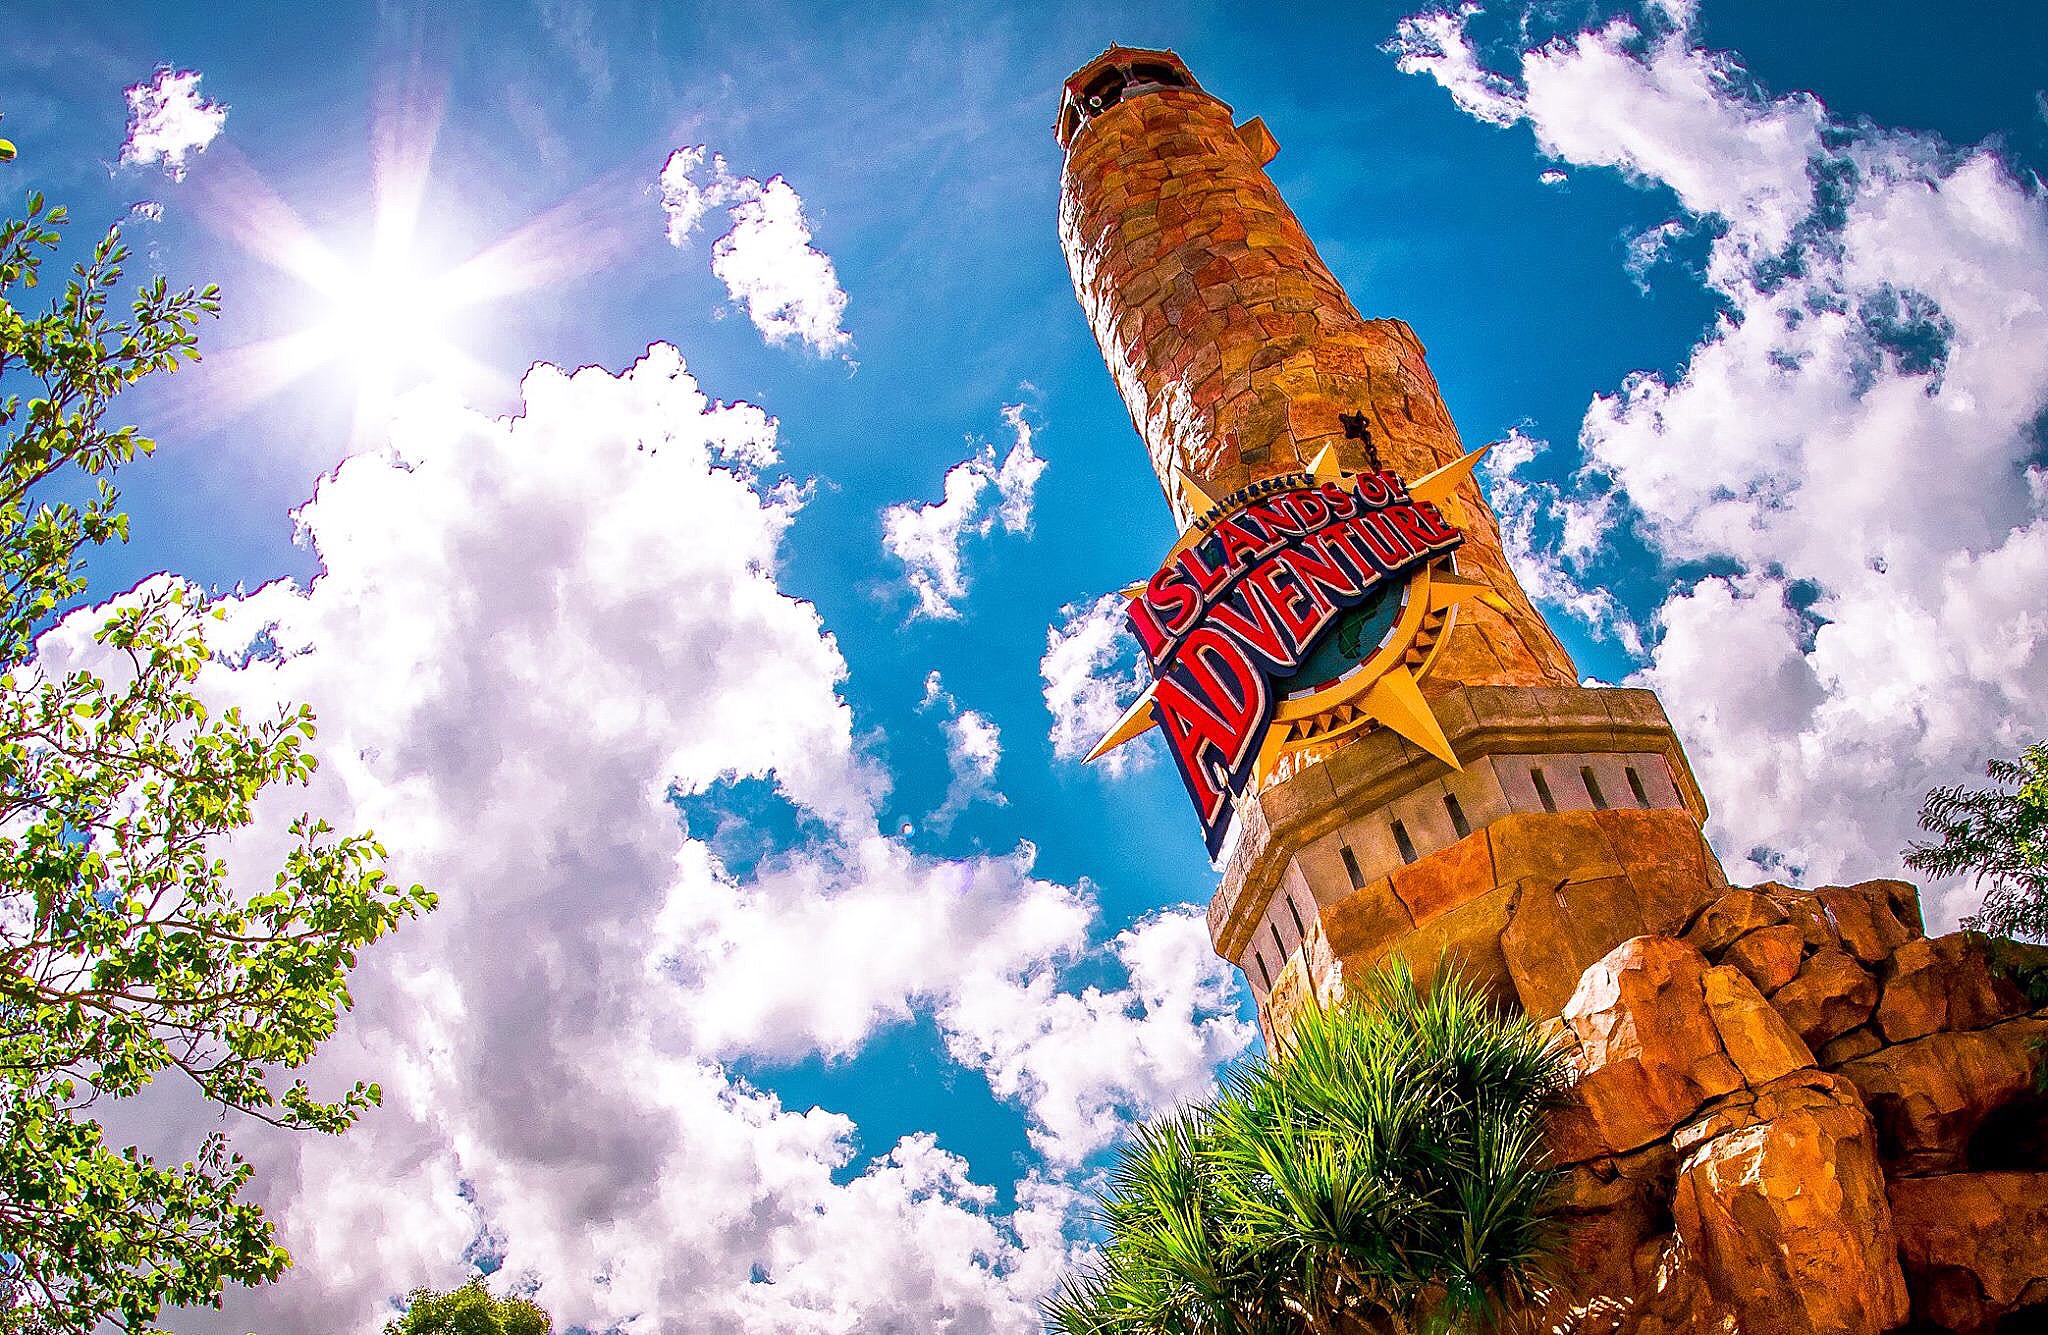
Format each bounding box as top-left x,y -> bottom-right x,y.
880,404 -> 1046,620
939,908 -> 1256,1165
1395,3 -> 2048,925
1387,5 -> 1525,127
657,147 -> 852,357
919,671 -> 1007,832
657,145 -> 752,246
1041,592 -> 1155,776
118,67 -> 227,180
50,347 -> 1240,1332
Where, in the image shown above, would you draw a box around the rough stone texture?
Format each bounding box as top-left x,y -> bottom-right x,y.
1818,1025 -> 1885,1068
1503,873 -> 1647,1021
1671,1073 -> 1909,1335
1875,932 -> 2028,1044
1817,881 -> 1918,965
1057,66 -> 1575,690
1770,945 -> 1879,1050
1761,881 -> 1842,950
1683,889 -> 1787,954
1839,1016 -> 2048,1175
1702,964 -> 1812,1087
1721,922 -> 1806,994
1285,801 -> 1727,1028
1890,1173 -> 2048,1332
1534,922 -> 2048,1333
1560,937 -> 1743,1154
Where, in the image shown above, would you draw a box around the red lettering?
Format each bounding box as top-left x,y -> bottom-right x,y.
1144,565 -> 1201,639
1127,594 -> 1169,661
1309,526 -> 1380,588
1352,473 -> 1395,507
1154,627 -> 1268,830
1274,543 -> 1362,605
1386,503 -> 1458,553
1176,539 -> 1229,600
1208,581 -> 1300,668
1321,481 -> 1359,518
1239,500 -> 1304,540
1285,488 -> 1330,532
1246,561 -> 1326,648
1351,512 -> 1415,571
1212,517 -> 1274,572
1411,499 -> 1462,543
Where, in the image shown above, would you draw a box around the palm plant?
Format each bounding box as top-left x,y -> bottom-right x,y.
1046,964 -> 1567,1335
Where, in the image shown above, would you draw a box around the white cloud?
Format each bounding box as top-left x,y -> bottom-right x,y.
714,180 -> 854,359
1479,429 -> 1641,658
1041,592 -> 1154,776
1397,4 -> 2048,926
657,145 -> 752,247
918,671 -> 1007,832
658,148 -> 853,357
880,405 -> 1045,620
1386,5 -> 1525,127
1538,168 -> 1569,187
938,909 -> 1256,1165
1623,218 -> 1688,290
118,67 -> 226,181
47,347 -> 1240,1332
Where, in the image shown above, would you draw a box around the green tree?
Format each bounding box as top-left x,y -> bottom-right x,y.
1906,741 -> 2048,942
384,1278 -> 552,1335
1045,965 -> 1567,1335
0,192 -> 434,1330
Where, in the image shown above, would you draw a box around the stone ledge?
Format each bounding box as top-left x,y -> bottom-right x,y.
1210,683 -> 1709,956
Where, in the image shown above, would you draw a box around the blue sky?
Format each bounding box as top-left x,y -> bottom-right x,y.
5,2 -> 2047,1331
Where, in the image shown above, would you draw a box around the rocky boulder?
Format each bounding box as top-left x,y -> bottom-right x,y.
1559,937 -> 1745,1155
1670,1072 -> 1908,1334
1769,946 -> 1878,1050
1874,932 -> 2029,1044
1502,874 -> 1648,1021
1838,1016 -> 2048,1174
1719,922 -> 1805,994
1814,880 -> 1918,964
1889,1172 -> 2048,1332
1682,889 -> 1786,954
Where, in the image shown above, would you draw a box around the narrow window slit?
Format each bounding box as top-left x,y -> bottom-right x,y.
1444,793 -> 1471,839
1391,819 -> 1418,864
1582,766 -> 1608,811
1625,765 -> 1651,808
1254,951 -> 1271,990
1339,844 -> 1366,890
1270,921 -> 1290,960
1285,892 -> 1309,941
1531,768 -> 1557,813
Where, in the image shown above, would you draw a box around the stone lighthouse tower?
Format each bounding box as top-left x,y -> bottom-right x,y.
1057,46 -> 2048,1335
1055,47 -> 1723,1032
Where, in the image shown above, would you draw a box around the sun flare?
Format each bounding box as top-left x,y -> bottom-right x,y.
304,245 -> 459,398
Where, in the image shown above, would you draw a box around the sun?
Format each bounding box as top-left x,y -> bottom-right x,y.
174,76 -> 640,443
303,243 -> 461,404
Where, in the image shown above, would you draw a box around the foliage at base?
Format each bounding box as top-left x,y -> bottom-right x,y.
1045,963 -> 1569,1335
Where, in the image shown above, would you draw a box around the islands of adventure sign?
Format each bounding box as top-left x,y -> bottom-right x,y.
1087,444 -> 1507,859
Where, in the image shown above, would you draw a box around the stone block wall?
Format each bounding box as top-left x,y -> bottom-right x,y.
1057,63 -> 1577,691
